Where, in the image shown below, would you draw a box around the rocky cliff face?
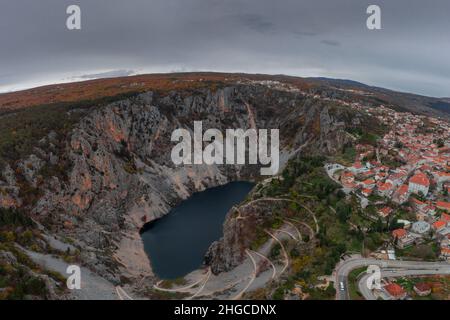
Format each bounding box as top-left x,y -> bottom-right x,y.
1,82 -> 368,283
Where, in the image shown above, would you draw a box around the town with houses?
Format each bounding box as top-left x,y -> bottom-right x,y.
226,80 -> 450,300
326,103 -> 450,300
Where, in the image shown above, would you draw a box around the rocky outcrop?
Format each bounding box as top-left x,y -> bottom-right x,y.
1,82 -> 369,285
17,155 -> 45,187
0,164 -> 22,208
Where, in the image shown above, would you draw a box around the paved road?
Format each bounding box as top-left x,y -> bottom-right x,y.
335,257 -> 450,300
358,267 -> 450,300
324,163 -> 350,190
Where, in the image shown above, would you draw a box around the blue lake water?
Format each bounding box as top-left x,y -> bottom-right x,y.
141,181 -> 254,279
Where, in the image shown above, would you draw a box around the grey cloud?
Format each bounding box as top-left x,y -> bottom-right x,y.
321,40 -> 341,47
232,14 -> 275,34
0,0 -> 449,97
292,31 -> 317,38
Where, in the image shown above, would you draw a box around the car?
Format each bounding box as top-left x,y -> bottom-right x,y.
339,282 -> 345,291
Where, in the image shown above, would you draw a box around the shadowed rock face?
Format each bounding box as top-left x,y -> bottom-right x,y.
1,82 -> 369,281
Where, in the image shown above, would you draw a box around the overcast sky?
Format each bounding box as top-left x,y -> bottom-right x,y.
1,0 -> 449,97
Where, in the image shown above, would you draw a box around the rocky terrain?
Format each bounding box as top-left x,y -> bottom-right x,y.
0,73 -> 409,298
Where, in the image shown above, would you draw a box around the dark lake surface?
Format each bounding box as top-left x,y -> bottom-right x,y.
141,181 -> 254,279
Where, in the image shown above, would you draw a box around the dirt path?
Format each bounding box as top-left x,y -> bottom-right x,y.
286,217 -> 315,239
265,230 -> 289,275
284,220 -> 302,241
249,249 -> 277,280
241,197 -> 319,234
116,286 -> 133,300
188,268 -> 212,300
24,249 -> 119,300
153,269 -> 210,293
232,250 -> 258,300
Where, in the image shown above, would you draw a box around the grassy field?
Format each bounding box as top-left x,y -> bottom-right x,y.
348,267 -> 366,300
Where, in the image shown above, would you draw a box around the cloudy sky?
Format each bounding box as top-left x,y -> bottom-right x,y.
1,0 -> 449,97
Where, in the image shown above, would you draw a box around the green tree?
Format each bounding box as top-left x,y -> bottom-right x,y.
336,200 -> 352,223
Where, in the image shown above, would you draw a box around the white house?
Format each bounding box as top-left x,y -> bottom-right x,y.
408,172 -> 430,196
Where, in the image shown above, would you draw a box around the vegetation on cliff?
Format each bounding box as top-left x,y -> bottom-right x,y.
243,155 -> 391,299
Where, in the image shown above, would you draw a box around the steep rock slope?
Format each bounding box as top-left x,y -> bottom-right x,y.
1,81 -> 373,287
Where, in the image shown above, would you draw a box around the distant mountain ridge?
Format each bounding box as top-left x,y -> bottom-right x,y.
307,77 -> 450,118
0,72 -> 446,299
0,72 -> 448,119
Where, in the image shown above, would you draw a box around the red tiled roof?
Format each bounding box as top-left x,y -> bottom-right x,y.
378,182 -> 393,191
414,283 -> 431,293
436,202 -> 450,212
396,185 -> 409,195
362,179 -> 375,185
441,213 -> 450,222
379,207 -> 393,216
391,172 -> 407,180
392,229 -> 407,239
385,283 -> 406,297
343,172 -> 354,178
353,162 -> 362,169
438,172 -> 450,177
433,220 -> 446,230
409,172 -> 430,187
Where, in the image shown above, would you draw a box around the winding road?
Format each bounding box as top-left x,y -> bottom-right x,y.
241,197 -> 319,234
232,250 -> 258,300
335,257 -> 450,300
358,267 -> 450,300
265,230 -> 289,275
